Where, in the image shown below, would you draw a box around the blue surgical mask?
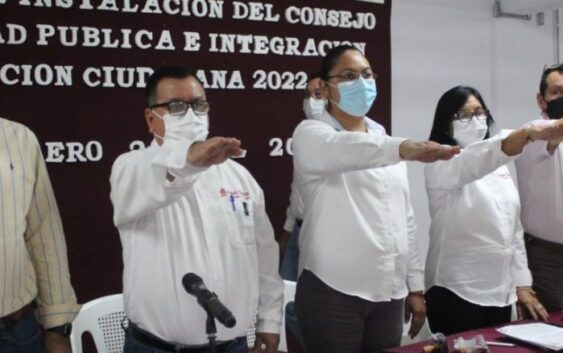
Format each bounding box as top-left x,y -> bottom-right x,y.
329,77 -> 377,117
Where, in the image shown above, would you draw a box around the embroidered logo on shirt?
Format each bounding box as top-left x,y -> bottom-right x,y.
219,188 -> 252,216
219,188 -> 251,200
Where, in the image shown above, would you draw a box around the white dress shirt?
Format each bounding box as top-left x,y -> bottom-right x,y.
292,111 -> 424,302
110,139 -> 283,345
425,133 -> 532,306
515,118 -> 563,245
283,116 -> 386,233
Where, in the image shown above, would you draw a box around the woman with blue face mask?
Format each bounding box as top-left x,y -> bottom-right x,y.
291,45 -> 461,353
424,85 -> 563,335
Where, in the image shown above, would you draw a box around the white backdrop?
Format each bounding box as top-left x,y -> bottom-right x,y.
392,0 -> 559,258
391,0 -> 562,338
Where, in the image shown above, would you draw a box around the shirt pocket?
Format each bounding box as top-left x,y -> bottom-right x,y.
222,196 -> 256,247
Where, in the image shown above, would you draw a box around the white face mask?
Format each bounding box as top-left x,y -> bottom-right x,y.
303,97 -> 327,120
452,115 -> 488,147
153,108 -> 209,142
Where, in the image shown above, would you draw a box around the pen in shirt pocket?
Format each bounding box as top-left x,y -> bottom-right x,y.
242,201 -> 249,216
230,195 -> 236,211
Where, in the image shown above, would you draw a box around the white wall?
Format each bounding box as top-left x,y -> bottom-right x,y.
391,0 -> 560,276
492,2 -> 556,130
391,0 -> 562,340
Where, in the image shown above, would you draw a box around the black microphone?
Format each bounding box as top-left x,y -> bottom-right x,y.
182,273 -> 237,328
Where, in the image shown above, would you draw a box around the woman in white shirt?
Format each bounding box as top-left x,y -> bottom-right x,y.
291,45 -> 460,353
424,85 -> 562,335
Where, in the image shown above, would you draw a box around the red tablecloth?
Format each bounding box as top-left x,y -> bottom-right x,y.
389,312 -> 563,353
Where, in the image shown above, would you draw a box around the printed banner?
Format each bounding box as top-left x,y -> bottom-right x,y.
0,0 -> 391,300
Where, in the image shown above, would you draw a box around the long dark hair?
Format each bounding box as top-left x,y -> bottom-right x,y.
429,85 -> 494,145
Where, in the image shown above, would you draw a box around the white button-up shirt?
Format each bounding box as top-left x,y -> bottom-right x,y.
110,139 -> 283,345
515,118 -> 563,245
425,133 -> 532,306
292,111 -> 424,302
283,117 -> 386,233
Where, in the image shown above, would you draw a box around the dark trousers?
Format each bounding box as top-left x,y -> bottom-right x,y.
0,310 -> 44,353
525,233 -> 563,312
295,270 -> 404,353
425,286 -> 511,335
124,323 -> 247,353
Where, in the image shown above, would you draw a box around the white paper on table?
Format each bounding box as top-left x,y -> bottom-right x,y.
496,323 -> 563,351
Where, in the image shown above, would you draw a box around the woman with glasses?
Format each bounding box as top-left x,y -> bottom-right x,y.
291,45 -> 460,353
424,85 -> 563,335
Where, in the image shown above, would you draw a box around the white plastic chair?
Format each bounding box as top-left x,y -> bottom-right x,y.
71,283 -> 297,353
70,294 -> 127,353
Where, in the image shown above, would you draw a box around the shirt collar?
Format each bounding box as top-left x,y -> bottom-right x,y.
317,110 -> 385,135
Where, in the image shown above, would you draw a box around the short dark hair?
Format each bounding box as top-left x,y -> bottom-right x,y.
539,63 -> 563,96
429,85 -> 494,146
308,72 -> 321,82
145,66 -> 202,106
320,45 -> 363,81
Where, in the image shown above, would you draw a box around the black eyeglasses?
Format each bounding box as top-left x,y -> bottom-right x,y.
149,100 -> 210,116
453,109 -> 489,123
326,70 -> 377,82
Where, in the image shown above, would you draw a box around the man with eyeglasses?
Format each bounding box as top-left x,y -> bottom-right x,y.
109,66 -> 283,353
515,63 -> 563,313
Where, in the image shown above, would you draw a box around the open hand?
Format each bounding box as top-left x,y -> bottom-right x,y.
516,287 -> 549,321
187,137 -> 243,167
527,118 -> 563,143
399,140 -> 460,163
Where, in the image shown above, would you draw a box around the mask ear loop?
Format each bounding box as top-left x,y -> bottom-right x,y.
151,110 -> 166,141
153,131 -> 165,141
151,109 -> 165,120
323,80 -> 341,108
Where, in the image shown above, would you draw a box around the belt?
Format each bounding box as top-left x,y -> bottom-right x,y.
0,302 -> 35,331
524,232 -> 563,251
128,322 -> 237,353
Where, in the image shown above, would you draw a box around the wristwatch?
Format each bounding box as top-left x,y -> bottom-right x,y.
47,323 -> 72,336
408,291 -> 425,297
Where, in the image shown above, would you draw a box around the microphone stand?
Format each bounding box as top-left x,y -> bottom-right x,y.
205,309 -> 217,353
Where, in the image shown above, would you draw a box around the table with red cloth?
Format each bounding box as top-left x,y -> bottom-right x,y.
388,312 -> 563,353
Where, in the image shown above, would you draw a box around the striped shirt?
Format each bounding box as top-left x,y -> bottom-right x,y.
0,117 -> 80,328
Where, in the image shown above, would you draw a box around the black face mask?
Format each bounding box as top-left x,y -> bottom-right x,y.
545,96 -> 563,119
